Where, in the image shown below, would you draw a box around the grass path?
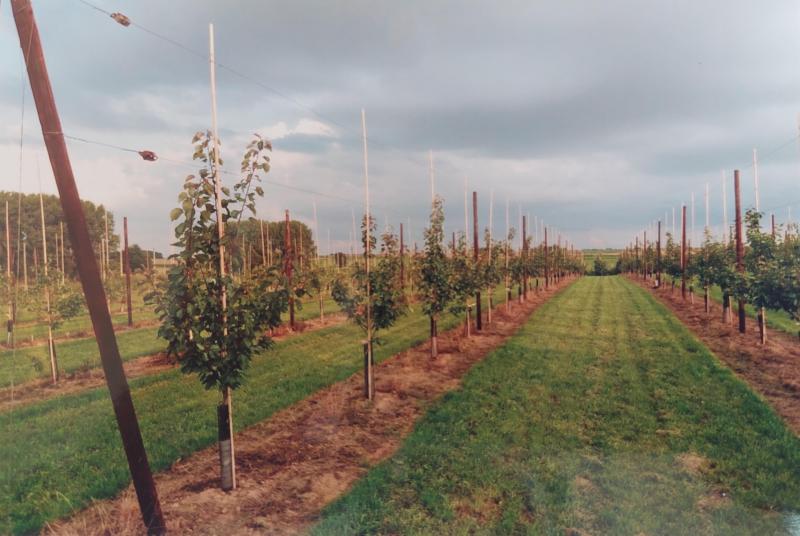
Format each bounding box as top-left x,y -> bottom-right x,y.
315,276 -> 800,535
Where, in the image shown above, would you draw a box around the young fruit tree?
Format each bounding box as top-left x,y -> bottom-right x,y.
744,210 -> 780,344
418,196 -> 453,357
331,217 -> 407,399
157,132 -> 287,490
449,233 -> 480,336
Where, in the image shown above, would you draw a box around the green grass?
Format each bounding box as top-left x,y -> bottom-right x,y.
0,327 -> 163,387
314,276 -> 800,535
10,307 -> 158,343
705,285 -> 798,337
583,250 -> 620,271
0,298 -> 482,534
0,291 -> 341,388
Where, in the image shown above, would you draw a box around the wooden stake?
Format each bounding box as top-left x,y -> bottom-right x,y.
681,205 -> 687,299
399,222 -> 405,289
734,170 -> 746,333
209,23 -> 236,492
124,217 -> 132,327
473,191 -> 481,331
361,109 -> 374,400
285,210 -> 294,330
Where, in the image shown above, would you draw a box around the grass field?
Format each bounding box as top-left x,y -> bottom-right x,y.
583,250 -> 619,272
315,276 -> 800,535
0,282 -> 519,534
706,285 -> 798,337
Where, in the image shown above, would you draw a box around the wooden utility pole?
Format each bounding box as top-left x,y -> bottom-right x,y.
11,1 -> 165,531
734,170 -> 746,333
681,205 -> 687,299
473,191 -> 481,330
123,217 -> 132,327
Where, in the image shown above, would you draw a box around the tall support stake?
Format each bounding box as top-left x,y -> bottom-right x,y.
473,191 -> 481,330
259,219 -> 266,267
123,217 -> 132,327
681,205 -> 687,299
734,170 -> 746,333
361,109 -> 374,400
399,222 -> 405,289
656,220 -> 662,288
504,198 -> 510,310
487,189 -> 493,323
722,170 -> 728,243
209,23 -> 236,491
544,226 -> 549,289
753,148 -> 760,212
12,1 -> 164,531
284,210 -> 294,329
59,220 -> 65,284
521,214 -> 528,299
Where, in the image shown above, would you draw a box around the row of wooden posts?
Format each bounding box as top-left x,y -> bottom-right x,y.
624,169 -> 769,345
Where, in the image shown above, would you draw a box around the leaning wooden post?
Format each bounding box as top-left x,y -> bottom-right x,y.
681,205 -> 687,299
123,217 -> 133,327
734,170 -> 746,333
11,1 -> 165,531
473,191 -> 481,331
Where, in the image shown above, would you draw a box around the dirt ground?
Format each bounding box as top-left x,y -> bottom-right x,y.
631,276 -> 800,436
46,278 -> 575,536
0,314 -> 346,414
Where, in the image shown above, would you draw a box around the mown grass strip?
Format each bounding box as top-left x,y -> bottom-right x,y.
315,276 -> 800,535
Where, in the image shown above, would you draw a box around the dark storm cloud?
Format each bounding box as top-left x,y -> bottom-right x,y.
0,0 -> 797,250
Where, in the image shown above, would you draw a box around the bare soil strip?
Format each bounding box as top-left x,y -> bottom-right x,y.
47,278 -> 575,535
631,276 -> 800,436
0,314 -> 346,414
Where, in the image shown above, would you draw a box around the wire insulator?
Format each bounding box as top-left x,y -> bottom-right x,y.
110,13 -> 131,27
138,150 -> 158,162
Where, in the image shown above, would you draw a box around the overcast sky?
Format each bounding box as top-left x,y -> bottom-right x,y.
0,0 -> 798,252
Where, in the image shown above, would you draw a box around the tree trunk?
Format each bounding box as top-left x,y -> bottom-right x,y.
430,316 -> 438,358
758,308 -> 766,345
363,341 -> 374,400
704,286 -> 709,313
218,388 -> 235,491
